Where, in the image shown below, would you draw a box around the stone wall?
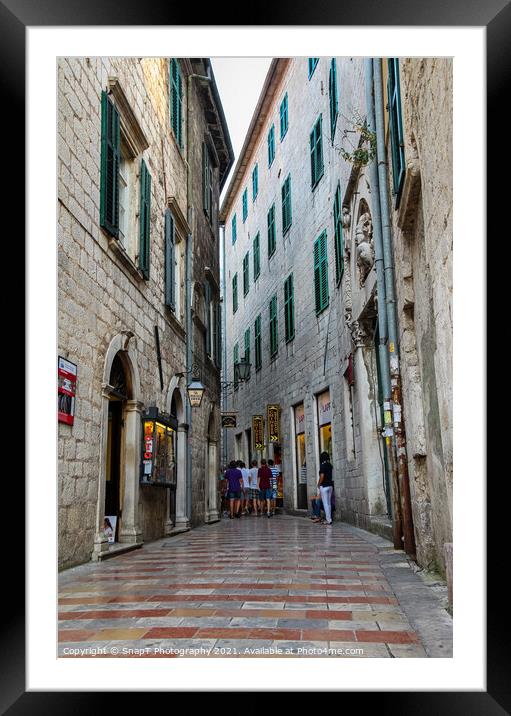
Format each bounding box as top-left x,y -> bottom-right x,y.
58,57 -> 196,569
222,58 -> 389,528
386,58 -> 453,572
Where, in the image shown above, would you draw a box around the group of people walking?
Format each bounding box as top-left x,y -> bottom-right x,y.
221,451 -> 335,526
222,458 -> 279,518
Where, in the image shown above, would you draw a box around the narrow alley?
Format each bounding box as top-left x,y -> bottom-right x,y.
59,515 -> 452,658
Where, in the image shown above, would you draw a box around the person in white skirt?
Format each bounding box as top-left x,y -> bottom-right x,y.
317,451 -> 334,525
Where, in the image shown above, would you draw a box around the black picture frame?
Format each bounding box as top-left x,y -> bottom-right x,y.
6,0 -> 496,709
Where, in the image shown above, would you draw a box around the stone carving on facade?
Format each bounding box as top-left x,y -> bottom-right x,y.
355,212 -> 374,286
349,318 -> 373,348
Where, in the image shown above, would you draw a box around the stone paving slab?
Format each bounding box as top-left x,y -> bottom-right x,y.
58,515 -> 452,658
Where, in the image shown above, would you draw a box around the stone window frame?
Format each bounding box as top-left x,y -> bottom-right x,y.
106,77 -> 150,281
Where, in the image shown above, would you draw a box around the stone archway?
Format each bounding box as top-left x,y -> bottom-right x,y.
93,331 -> 143,560
205,405 -> 220,523
166,376 -> 189,532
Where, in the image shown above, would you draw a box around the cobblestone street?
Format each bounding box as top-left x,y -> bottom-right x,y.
58,515 -> 452,658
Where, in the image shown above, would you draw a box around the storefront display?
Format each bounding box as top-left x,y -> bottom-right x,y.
294,403 -> 308,509
140,407 -> 177,487
317,390 -> 332,457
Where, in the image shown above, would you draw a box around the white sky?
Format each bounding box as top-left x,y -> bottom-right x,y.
210,57 -> 272,204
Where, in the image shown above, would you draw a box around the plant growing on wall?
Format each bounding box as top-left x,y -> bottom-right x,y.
336,109 -> 377,168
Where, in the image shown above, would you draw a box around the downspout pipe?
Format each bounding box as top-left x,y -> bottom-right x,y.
364,59 -> 403,549
373,59 -> 416,560
185,70 -> 214,523
220,222 -> 228,469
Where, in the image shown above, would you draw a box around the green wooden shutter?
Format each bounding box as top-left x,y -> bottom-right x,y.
204,281 -> 212,355
329,59 -> 339,140
164,208 -> 175,309
243,252 -> 250,296
314,231 -> 329,313
214,302 -> 222,367
252,164 -> 258,201
242,188 -> 248,222
255,314 -> 262,371
387,58 -> 406,201
139,159 -> 151,279
308,58 -> 319,78
280,94 -> 288,140
232,273 -> 238,313
234,342 -> 239,390
284,274 -> 295,342
268,124 -> 275,166
282,175 -> 292,234
244,327 -> 250,367
269,295 -> 278,357
170,59 -> 183,148
202,142 -> 211,217
333,183 -> 344,284
100,91 -> 120,237
253,233 -> 260,280
268,204 -> 276,257
232,213 -> 237,244
310,116 -> 324,188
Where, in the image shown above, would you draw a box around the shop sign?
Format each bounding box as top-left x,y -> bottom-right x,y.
58,356 -> 77,425
294,403 -> 305,435
221,413 -> 237,428
318,390 -> 332,426
252,415 -> 265,450
267,404 -> 280,442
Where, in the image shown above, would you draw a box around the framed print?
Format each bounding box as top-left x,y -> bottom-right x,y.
10,0 -> 497,709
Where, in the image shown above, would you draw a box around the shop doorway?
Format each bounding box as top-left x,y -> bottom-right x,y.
294,403 -> 308,509
104,353 -> 130,543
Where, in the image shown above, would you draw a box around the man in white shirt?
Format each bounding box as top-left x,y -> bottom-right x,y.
239,461 -> 252,515
248,460 -> 260,516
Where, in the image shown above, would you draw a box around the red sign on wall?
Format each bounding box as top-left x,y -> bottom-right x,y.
58,357 -> 77,425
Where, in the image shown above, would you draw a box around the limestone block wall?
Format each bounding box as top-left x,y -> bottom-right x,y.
386,58 -> 453,572
222,57 -> 388,527
58,57 -> 190,569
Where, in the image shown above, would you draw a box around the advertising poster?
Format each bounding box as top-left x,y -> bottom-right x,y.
267,404 -> 280,442
252,415 -> 264,450
58,356 -> 77,425
103,516 -> 117,544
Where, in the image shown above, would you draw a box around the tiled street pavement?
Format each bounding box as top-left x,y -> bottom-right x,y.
58,515 -> 452,658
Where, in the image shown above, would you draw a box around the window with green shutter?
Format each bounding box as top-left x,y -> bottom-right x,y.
254,232 -> 261,281
268,124 -> 275,167
232,213 -> 237,244
387,58 -> 406,203
252,164 -> 259,201
308,58 -> 319,79
314,230 -> 329,314
204,281 -> 212,356
280,93 -> 288,140
267,204 -> 276,258
310,115 -> 324,189
214,302 -> 222,368
232,273 -> 238,314
242,188 -> 248,223
269,294 -> 278,357
281,174 -> 292,235
329,59 -> 339,140
234,342 -> 239,391
243,252 -> 250,296
333,183 -> 344,284
253,233 -> 261,280
100,91 -> 120,238
170,59 -> 183,148
202,142 -> 213,219
139,159 -> 151,280
244,327 -> 251,377
164,208 -> 175,309
254,314 -> 262,371
284,274 -> 295,343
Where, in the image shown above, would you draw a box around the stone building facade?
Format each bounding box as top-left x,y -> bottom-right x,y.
383,58 -> 453,572
58,57 -> 232,570
220,58 -> 389,533
220,57 -> 453,579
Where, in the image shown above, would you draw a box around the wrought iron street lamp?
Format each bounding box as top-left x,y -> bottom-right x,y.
234,355 -> 251,383
187,379 -> 205,408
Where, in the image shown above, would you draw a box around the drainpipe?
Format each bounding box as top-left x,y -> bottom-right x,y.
364,60 -> 403,550
373,59 -> 416,560
220,222 -> 228,468
185,68 -> 213,522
